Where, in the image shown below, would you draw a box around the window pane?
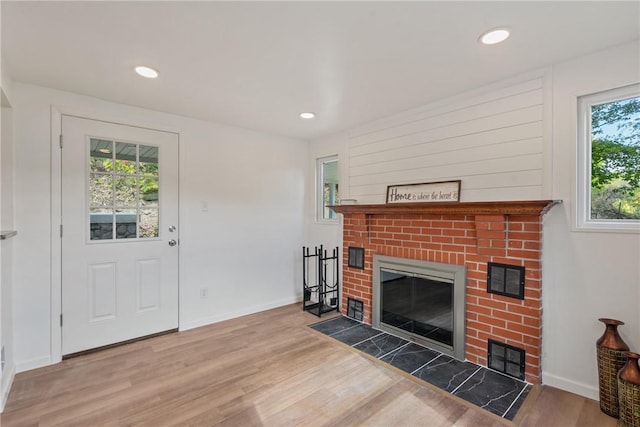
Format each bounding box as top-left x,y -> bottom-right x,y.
115,176 -> 138,207
140,177 -> 158,207
88,140 -> 161,240
140,145 -> 159,176
90,208 -> 113,240
115,142 -> 137,174
322,159 -> 339,220
89,174 -> 113,207
115,209 -> 137,239
139,209 -> 159,238
590,96 -> 640,220
90,139 -> 114,172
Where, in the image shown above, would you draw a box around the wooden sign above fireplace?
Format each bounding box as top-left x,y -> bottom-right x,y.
386,180 -> 461,204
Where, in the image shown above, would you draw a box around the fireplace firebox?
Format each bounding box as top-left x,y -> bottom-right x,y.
373,255 -> 466,360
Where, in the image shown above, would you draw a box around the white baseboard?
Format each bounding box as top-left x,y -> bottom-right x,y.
15,355 -> 52,374
1,363 -> 16,412
180,296 -> 302,332
542,371 -> 599,400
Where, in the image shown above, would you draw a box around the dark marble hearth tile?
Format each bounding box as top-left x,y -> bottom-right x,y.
452,368 -> 528,418
330,324 -> 383,346
310,316 -> 360,336
379,343 -> 441,374
503,384 -> 532,420
353,333 -> 409,358
413,355 -> 479,392
310,318 -> 532,420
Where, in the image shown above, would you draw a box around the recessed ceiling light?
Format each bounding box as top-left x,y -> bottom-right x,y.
134,66 -> 159,79
98,148 -> 111,154
300,112 -> 316,119
479,28 -> 511,45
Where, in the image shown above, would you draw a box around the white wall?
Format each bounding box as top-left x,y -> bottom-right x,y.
11,82 -> 308,371
306,132 -> 347,249
0,102 -> 16,411
0,46 -> 17,409
346,71 -> 551,204
542,41 -> 640,399
310,40 -> 639,399
302,133 -> 345,307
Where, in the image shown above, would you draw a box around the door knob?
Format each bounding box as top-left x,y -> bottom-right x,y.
168,239 -> 178,247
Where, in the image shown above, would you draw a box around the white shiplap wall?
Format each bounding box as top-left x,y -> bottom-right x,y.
347,75 -> 548,203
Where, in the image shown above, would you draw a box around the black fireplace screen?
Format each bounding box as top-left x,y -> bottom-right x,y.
380,269 -> 453,346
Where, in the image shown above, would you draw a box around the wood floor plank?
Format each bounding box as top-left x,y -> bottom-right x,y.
0,304 -> 618,426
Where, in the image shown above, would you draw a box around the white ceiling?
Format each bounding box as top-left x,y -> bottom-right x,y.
2,1 -> 639,141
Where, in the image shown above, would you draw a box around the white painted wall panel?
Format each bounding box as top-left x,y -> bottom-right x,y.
89,263 -> 116,321
350,122 -> 543,167
136,259 -> 159,312
350,138 -> 542,178
350,154 -> 542,188
347,77 -> 546,203
351,77 -> 544,139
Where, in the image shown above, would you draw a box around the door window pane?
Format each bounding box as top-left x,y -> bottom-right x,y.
90,208 -> 113,240
88,138 -> 160,241
115,209 -> 138,239
115,176 -> 138,206
139,145 -> 159,176
139,209 -> 159,238
140,177 -> 159,207
90,139 -> 114,172
115,142 -> 137,174
89,174 -> 113,207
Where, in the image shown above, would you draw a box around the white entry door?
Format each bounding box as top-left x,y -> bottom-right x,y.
61,115 -> 179,355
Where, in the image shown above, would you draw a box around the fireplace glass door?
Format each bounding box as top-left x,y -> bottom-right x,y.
380,269 -> 453,346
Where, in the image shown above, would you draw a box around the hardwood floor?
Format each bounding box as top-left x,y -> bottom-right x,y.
1,304 -> 616,426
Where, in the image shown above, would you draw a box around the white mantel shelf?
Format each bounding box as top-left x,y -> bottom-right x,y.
0,230 -> 18,240
330,200 -> 561,217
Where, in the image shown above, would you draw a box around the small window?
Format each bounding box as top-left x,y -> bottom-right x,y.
578,84 -> 640,231
317,156 -> 339,221
89,138 -> 160,240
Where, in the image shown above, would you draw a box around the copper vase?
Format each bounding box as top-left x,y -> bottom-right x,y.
597,318 -> 629,418
618,352 -> 640,427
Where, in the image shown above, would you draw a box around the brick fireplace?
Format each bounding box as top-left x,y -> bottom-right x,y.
331,200 -> 559,384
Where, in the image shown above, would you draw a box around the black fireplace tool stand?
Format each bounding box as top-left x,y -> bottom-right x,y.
302,245 -> 339,317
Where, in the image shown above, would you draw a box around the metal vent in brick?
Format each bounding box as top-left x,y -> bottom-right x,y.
487,262 -> 525,299
347,297 -> 364,321
488,340 -> 526,380
348,246 -> 365,269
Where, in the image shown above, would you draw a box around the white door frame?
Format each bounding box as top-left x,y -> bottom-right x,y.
50,106 -> 181,364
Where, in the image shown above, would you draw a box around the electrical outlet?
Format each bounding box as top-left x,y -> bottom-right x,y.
200,287 -> 209,299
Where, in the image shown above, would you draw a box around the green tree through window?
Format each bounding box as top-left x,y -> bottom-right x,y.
590,95 -> 640,220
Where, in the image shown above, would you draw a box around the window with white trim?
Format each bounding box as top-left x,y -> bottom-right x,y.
317,156 -> 339,221
577,84 -> 640,231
